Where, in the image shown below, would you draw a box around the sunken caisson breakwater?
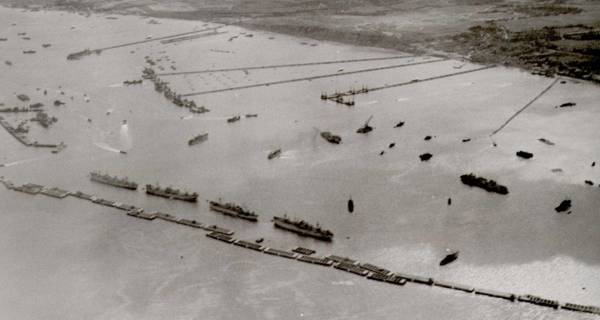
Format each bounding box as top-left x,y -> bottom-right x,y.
0,176 -> 598,317
142,66 -> 209,114
460,173 -> 509,195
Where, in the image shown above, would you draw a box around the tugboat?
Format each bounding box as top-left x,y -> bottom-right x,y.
227,115 -> 241,123
272,215 -> 333,241
439,250 -> 459,266
268,148 -> 282,160
209,200 -> 258,221
321,131 -> 342,144
145,184 -> 198,202
90,171 -> 138,190
356,115 -> 374,134
188,133 -> 208,146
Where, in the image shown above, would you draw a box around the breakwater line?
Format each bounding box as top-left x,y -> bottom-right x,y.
0,177 -> 598,317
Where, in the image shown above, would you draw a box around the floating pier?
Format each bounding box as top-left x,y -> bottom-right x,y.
297,255 -> 334,266
263,247 -> 297,259
334,262 -> 369,276
233,240 -> 264,252
2,178 -> 599,317
13,183 -> 44,194
206,231 -> 235,244
39,187 -> 69,198
474,288 -> 517,301
292,247 -> 316,255
360,263 -> 392,276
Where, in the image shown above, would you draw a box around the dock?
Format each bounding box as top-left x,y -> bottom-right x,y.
39,187 -> 69,198
292,247 -> 316,255
2,178 -> 599,317
297,255 -> 333,266
333,262 -> 369,276
233,240 -> 264,252
263,247 -> 297,259
206,231 -> 235,244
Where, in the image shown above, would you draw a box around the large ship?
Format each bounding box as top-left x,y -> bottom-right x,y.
188,133 -> 208,146
90,171 -> 138,190
272,215 -> 333,241
209,200 -> 258,222
145,184 -> 198,202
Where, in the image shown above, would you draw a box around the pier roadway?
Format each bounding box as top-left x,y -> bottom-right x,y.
158,55 -> 417,76
181,58 -> 448,97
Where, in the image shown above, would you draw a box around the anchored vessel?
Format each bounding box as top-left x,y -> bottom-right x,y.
209,200 -> 258,221
272,215 -> 333,241
321,131 -> 342,144
227,115 -> 241,123
145,184 -> 198,202
188,133 -> 208,146
268,148 -> 281,160
90,171 -> 138,190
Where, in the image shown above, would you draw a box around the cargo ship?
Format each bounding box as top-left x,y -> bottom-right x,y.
209,200 -> 258,222
320,131 -> 341,144
272,215 -> 333,241
188,133 -> 208,146
90,171 -> 138,190
145,184 -> 198,202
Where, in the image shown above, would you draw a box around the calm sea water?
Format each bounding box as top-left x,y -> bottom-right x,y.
0,6 -> 598,320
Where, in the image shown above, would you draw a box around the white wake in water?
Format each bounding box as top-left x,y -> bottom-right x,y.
94,142 -> 121,153
2,155 -> 51,167
119,123 -> 133,150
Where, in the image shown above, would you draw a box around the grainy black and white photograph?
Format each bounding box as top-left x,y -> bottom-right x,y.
0,0 -> 599,319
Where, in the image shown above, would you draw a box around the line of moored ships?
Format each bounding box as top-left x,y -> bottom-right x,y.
89,172 -> 333,240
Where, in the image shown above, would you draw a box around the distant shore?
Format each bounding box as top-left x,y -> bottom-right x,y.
1,1 -> 599,82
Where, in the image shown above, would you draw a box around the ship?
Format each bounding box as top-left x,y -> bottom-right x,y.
321,131 -> 342,144
272,215 -> 333,241
227,115 -> 241,123
460,173 -> 509,195
268,148 -> 281,160
90,171 -> 138,190
145,184 -> 198,202
188,133 -> 208,146
439,250 -> 459,266
209,200 -> 258,222
356,115 -> 374,134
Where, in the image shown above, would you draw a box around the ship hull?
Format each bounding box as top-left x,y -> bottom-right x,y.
273,218 -> 332,241
146,189 -> 197,202
90,175 -> 137,190
209,203 -> 257,221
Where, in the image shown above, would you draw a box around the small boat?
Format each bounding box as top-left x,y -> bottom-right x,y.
347,197 -> 354,213
321,131 -> 341,144
356,115 -> 374,134
440,250 -> 459,266
227,115 -> 241,123
268,148 -> 281,160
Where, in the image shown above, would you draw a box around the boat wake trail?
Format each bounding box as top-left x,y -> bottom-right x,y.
94,142 -> 121,153
119,123 -> 133,150
2,155 -> 51,167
